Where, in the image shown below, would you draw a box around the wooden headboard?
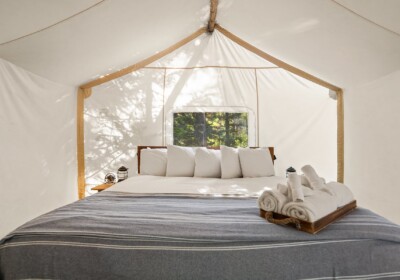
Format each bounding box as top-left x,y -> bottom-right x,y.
137,146 -> 276,174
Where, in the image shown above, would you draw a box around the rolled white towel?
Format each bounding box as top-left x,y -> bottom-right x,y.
277,183 -> 288,195
282,190 -> 337,222
301,165 -> 325,190
278,183 -> 313,198
325,181 -> 354,207
301,174 -> 326,188
300,174 -> 310,187
258,189 -> 289,213
278,183 -> 293,201
302,186 -> 314,197
288,173 -> 304,202
319,186 -> 334,196
301,166 -> 333,196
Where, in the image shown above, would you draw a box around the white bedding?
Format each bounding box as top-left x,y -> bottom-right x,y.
106,175 -> 287,197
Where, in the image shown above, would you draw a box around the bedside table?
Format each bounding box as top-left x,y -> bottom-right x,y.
91,183 -> 114,192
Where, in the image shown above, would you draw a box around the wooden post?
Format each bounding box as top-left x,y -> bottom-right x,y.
337,89 -> 344,183
208,0 -> 218,33
77,87 -> 91,199
255,69 -> 260,146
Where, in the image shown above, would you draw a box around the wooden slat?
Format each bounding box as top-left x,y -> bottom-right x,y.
208,0 -> 218,33
337,89 -> 344,183
91,183 -> 113,192
143,65 -> 279,70
80,27 -> 207,89
77,87 -> 90,199
215,24 -> 342,92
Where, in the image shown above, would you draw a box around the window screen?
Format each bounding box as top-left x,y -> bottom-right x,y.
173,112 -> 248,147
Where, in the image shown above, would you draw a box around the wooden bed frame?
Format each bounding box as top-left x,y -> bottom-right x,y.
137,146 -> 275,174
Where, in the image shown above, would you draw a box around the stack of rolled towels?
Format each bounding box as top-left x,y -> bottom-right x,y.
258,165 -> 354,223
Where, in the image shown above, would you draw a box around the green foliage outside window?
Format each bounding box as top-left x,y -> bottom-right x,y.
173,112 -> 248,147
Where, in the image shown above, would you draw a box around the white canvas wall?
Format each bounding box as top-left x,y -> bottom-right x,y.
84,69 -> 165,188
257,69 -> 337,181
0,59 -> 77,238
345,70 -> 400,224
84,31 -> 337,188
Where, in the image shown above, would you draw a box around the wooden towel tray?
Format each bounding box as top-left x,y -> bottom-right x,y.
260,200 -> 357,234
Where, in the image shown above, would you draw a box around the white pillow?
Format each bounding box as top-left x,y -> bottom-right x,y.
194,148 -> 221,178
140,148 -> 167,176
220,145 -> 242,179
238,148 -> 275,177
166,145 -> 196,177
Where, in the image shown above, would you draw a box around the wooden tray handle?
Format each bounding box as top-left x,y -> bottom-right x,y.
264,212 -> 301,230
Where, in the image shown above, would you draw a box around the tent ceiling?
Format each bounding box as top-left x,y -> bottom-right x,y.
218,0 -> 400,89
0,0 -> 101,44
0,0 -> 209,86
0,0 -> 399,89
335,0 -> 400,35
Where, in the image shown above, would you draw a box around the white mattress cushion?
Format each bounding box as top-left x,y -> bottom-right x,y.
194,148 -> 221,178
140,148 -> 167,176
238,148 -> 275,177
106,175 -> 288,197
166,145 -> 196,177
220,145 -> 242,179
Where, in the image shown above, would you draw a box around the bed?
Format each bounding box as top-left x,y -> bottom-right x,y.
1,148 -> 400,279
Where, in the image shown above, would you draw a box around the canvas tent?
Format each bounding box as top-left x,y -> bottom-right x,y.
0,0 -> 399,239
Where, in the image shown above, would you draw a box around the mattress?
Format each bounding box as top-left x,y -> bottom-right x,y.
1,176 -> 400,279
105,175 -> 287,196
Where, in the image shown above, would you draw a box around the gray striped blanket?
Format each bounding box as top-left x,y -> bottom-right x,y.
1,191 -> 400,279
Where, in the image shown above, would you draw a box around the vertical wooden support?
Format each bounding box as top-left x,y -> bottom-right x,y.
208,0 -> 218,33
255,69 -> 260,146
77,87 -> 91,199
337,89 -> 344,183
162,68 -> 167,145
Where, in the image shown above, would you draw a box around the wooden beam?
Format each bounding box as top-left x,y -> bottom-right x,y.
77,87 -> 90,199
215,24 -> 342,92
80,27 -> 207,89
208,0 -> 218,33
337,89 -> 344,183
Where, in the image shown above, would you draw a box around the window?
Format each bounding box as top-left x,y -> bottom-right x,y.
173,112 -> 248,147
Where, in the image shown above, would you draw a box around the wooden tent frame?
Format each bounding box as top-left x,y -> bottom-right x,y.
76,25 -> 344,199
208,0 -> 218,33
